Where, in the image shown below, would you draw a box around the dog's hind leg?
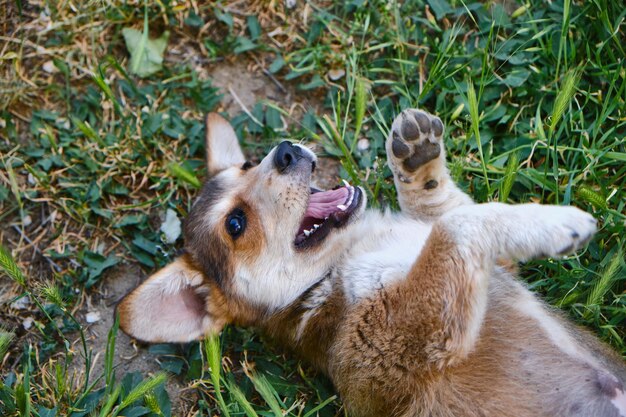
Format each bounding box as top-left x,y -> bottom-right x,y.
385,108 -> 473,222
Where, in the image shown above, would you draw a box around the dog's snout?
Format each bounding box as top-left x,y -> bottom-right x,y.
274,141 -> 303,173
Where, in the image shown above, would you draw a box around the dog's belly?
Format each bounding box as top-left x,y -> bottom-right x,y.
339,212 -> 432,303
330,271 -> 626,417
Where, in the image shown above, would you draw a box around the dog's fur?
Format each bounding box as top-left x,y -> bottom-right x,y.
118,109 -> 626,417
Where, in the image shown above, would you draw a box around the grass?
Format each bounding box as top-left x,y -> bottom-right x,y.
0,0 -> 624,415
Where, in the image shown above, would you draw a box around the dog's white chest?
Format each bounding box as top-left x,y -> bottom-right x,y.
339,212 -> 432,303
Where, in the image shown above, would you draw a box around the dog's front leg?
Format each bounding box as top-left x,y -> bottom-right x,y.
385,108 -> 473,222
339,203 -> 596,374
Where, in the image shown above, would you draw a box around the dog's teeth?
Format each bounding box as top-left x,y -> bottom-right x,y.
337,204 -> 347,211
342,179 -> 350,188
314,224 -> 320,229
304,230 -> 311,237
345,186 -> 354,207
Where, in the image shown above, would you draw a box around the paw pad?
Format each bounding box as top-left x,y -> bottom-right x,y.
388,109 -> 444,173
391,132 -> 410,158
400,116 -> 420,141
411,110 -> 431,136
402,141 -> 441,172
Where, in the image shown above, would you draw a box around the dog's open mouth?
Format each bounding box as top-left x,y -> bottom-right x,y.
294,180 -> 362,249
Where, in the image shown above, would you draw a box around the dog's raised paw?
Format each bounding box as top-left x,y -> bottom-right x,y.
525,205 -> 597,259
386,109 -> 444,181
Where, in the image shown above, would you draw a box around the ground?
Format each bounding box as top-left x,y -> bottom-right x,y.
0,1 -> 624,416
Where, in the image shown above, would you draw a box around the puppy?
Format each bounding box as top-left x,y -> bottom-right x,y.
118,109 -> 626,417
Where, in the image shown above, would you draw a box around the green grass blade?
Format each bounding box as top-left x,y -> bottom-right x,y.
228,383 -> 259,417
466,77 -> 490,194
168,162 -> 201,188
353,76 -> 366,141
3,155 -> 23,212
204,334 -> 231,417
450,103 -> 464,121
302,395 -> 338,417
603,152 -> 626,163
105,314 -> 120,392
587,250 -> 623,307
145,391 -> 164,417
0,326 -> 14,360
54,362 -> 67,401
71,116 -> 105,147
511,4 -> 530,19
92,69 -> 123,116
499,153 -> 519,202
549,69 -> 581,138
0,245 -> 26,286
115,372 -> 167,413
555,0 -> 571,77
40,283 -> 65,310
16,344 -> 32,417
98,384 -> 122,417
317,115 -> 362,188
246,370 -> 283,417
577,186 -> 608,211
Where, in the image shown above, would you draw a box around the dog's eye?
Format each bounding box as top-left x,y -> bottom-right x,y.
226,209 -> 246,238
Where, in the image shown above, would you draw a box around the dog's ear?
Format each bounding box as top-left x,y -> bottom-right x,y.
117,255 -> 228,343
205,113 -> 245,176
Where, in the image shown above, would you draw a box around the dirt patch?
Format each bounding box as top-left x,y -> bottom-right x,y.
208,61 -> 286,117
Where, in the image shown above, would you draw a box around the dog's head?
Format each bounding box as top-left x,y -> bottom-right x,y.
118,113 -> 366,342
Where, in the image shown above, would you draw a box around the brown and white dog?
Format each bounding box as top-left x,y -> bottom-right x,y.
118,108 -> 626,417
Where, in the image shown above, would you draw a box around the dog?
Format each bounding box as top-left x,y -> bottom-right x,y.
118,108 -> 626,417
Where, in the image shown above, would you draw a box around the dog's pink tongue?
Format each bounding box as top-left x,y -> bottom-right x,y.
305,188 -> 349,218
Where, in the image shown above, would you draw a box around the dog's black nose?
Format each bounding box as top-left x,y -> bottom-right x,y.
274,141 -> 302,172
